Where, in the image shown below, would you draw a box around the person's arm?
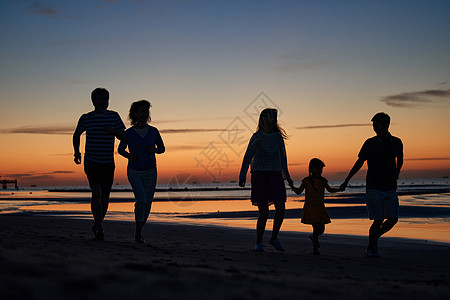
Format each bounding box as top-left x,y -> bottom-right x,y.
395,156 -> 403,180
115,130 -> 126,141
395,140 -> 404,180
118,138 -> 130,159
103,112 -> 127,141
293,181 -> 306,195
153,130 -> 165,154
325,182 -> 341,193
239,134 -> 258,187
73,116 -> 86,164
340,158 -> 365,190
73,131 -> 82,164
280,138 -> 293,187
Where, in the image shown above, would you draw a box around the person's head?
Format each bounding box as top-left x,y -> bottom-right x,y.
91,88 -> 109,112
257,108 -> 287,139
371,112 -> 390,135
309,158 -> 325,177
129,100 -> 151,126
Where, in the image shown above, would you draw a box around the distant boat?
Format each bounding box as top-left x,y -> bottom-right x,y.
444,176 -> 448,179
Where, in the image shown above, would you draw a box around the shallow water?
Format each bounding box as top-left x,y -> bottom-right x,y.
1,179 -> 449,243
9,195 -> 450,244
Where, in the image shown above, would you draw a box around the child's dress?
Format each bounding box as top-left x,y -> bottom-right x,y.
301,177 -> 331,224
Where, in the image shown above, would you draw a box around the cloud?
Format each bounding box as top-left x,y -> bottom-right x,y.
381,89 -> 450,108
160,129 -> 245,134
152,116 -> 234,124
5,171 -> 75,180
0,125 -> 244,136
288,163 -> 306,166
274,55 -> 329,73
17,0 -> 59,18
296,124 -> 370,130
405,157 -> 450,161
50,153 -> 73,156
167,145 -> 207,152
0,125 -> 74,135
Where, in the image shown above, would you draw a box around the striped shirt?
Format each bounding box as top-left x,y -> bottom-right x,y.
75,110 -> 125,164
239,131 -> 291,181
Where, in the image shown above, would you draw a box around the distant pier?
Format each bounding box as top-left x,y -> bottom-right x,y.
1,178 -> 18,190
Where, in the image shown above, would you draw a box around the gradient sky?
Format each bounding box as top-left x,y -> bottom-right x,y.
1,0 -> 449,186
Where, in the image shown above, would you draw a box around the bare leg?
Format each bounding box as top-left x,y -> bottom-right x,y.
99,178 -> 113,223
100,194 -> 110,223
271,202 -> 285,240
257,205 -> 269,244
90,184 -> 103,226
379,217 -> 398,237
311,223 -> 325,254
368,220 -> 383,251
136,221 -> 144,234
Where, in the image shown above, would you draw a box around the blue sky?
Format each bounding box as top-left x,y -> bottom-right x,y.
1,0 -> 449,184
2,1 -> 449,118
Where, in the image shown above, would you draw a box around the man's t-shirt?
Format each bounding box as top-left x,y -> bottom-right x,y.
75,110 -> 125,164
358,134 -> 403,191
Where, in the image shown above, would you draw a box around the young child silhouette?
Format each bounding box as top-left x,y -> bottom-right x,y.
291,158 -> 342,254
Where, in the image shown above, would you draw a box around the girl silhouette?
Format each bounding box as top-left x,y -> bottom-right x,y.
292,158 -> 342,254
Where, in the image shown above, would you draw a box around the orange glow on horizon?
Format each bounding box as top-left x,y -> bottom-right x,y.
1,123 -> 449,187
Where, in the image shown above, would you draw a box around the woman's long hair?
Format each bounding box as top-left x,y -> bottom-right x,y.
256,108 -> 287,139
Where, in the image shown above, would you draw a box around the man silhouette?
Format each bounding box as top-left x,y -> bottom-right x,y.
73,88 -> 125,240
340,112 -> 403,257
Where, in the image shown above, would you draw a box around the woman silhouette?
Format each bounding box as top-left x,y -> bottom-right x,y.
239,108 -> 293,251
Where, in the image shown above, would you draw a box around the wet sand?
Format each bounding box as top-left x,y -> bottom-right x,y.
0,214 -> 449,299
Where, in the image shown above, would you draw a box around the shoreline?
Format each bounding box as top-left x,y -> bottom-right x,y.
3,200 -> 449,220
1,214 -> 449,299
1,187 -> 449,204
5,210 -> 450,246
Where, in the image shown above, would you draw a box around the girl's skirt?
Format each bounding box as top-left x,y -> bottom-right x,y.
301,200 -> 331,224
251,171 -> 286,206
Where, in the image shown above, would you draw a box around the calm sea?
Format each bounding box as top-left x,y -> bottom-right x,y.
1,178 -> 449,243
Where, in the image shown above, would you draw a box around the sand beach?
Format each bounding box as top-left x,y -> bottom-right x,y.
1,213 -> 449,299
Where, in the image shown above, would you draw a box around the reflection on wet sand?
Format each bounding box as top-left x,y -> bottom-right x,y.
19,198 -> 450,244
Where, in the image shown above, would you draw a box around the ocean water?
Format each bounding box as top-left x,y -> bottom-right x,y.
1,178 -> 449,243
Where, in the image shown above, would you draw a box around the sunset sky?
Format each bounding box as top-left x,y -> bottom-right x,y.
1,0 -> 449,186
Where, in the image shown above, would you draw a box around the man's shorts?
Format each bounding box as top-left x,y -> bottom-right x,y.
84,158 -> 115,189
365,189 -> 399,220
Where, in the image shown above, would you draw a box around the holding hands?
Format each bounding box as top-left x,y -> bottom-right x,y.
286,178 -> 294,188
290,181 -> 305,195
292,186 -> 302,195
339,179 -> 349,192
